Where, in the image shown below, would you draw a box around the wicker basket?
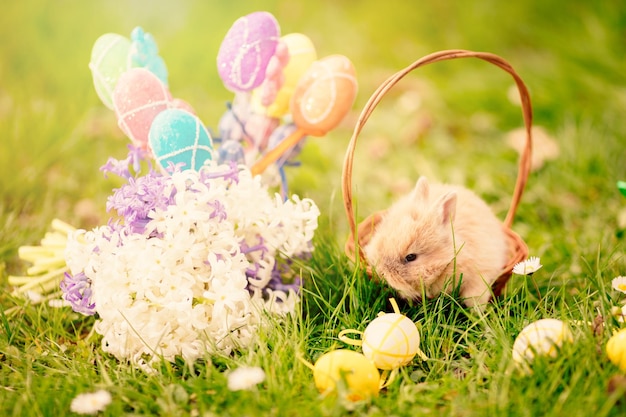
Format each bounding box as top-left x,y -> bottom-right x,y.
342,50 -> 532,299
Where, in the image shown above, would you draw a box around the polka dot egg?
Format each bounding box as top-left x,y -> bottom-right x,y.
362,313 -> 422,370
148,108 -> 214,171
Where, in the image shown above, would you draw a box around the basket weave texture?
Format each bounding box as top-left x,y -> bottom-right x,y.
342,49 -> 532,298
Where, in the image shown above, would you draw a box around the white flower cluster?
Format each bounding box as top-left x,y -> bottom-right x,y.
64,161 -> 319,367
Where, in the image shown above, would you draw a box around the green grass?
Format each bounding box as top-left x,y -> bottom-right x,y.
1,0 -> 625,416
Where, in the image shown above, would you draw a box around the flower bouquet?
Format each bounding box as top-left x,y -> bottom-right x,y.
8,11 -> 357,369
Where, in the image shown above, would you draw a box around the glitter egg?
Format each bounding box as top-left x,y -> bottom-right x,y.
217,11 -> 280,92
512,319 -> 573,369
113,68 -> 173,150
253,33 -> 317,118
361,313 -> 422,370
291,54 -> 358,136
607,328 -> 626,373
89,33 -> 131,109
148,108 -> 214,171
313,350 -> 380,402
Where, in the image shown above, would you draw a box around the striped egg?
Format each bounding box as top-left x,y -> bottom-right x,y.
252,32 -> 318,118
512,319 -> 573,369
217,11 -> 280,92
113,68 -> 172,150
291,54 -> 357,136
89,33 -> 131,109
148,108 -> 213,171
362,313 -> 421,370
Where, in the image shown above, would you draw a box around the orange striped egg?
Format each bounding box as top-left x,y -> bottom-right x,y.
290,54 -> 357,136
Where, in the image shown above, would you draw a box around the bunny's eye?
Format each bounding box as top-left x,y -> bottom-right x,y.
404,253 -> 418,262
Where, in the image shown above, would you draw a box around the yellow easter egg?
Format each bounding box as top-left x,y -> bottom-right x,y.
512,319 -> 573,368
607,328 -> 626,373
362,313 -> 421,370
266,33 -> 317,117
313,349 -> 380,402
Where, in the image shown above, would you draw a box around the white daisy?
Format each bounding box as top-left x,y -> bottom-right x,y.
513,256 -> 543,275
69,389 -> 112,415
227,366 -> 266,391
612,276 -> 626,294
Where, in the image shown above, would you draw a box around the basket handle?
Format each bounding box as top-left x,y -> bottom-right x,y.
342,49 -> 533,261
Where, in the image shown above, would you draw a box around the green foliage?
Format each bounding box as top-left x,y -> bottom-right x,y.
1,0 -> 625,416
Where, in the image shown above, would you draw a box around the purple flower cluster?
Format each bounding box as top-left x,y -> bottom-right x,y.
60,272 -> 96,316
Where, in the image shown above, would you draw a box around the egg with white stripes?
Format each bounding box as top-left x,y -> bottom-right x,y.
149,109 -> 214,171
512,318 -> 573,370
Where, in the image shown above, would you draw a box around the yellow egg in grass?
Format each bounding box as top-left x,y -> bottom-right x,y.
606,328 -> 626,373
362,313 -> 422,370
312,350 -> 380,402
512,318 -> 573,370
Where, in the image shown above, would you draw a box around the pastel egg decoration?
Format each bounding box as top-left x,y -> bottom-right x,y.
148,108 -> 214,171
249,54 -> 358,176
113,68 -> 173,150
361,313 -> 423,370
291,54 -> 358,137
217,11 -> 280,92
89,33 -> 132,109
262,33 -> 317,118
129,26 -> 169,86
311,350 -> 380,402
512,318 -> 573,372
607,328 -> 626,373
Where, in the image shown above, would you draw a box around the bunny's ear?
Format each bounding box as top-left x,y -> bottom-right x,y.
411,176 -> 430,202
436,192 -> 457,225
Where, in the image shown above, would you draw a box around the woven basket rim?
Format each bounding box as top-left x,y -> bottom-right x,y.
341,49 -> 533,297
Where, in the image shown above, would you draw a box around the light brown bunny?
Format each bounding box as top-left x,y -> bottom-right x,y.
364,176 -> 508,308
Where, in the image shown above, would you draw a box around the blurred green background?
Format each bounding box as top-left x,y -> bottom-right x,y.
1,0 -> 624,273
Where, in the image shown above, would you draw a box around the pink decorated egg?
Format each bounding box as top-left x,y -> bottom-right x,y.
291,55 -> 357,136
216,11 -> 280,92
113,68 -> 172,150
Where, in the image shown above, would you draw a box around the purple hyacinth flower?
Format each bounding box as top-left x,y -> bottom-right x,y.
60,272 -> 96,316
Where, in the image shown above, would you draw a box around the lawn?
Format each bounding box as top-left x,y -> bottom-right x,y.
1,0 -> 625,416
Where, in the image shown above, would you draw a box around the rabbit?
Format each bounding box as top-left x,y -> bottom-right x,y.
363,176 -> 508,308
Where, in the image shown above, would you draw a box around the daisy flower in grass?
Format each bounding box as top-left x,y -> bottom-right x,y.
63,151 -> 320,368
227,366 -> 266,391
513,256 -> 543,275
70,389 -> 112,415
612,276 -> 626,294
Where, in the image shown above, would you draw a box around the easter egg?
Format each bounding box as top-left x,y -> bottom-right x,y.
89,33 -> 131,109
291,55 -> 358,136
362,313 -> 421,370
607,328 -> 626,373
218,140 -> 245,165
148,108 -> 214,171
113,68 -> 173,150
253,33 -> 317,118
217,11 -> 280,92
512,319 -> 573,368
313,350 -> 380,402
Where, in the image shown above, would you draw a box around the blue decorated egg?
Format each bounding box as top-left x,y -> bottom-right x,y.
148,109 -> 214,171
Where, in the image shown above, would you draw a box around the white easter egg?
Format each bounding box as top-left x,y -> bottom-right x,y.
512,318 -> 573,367
362,313 -> 421,370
